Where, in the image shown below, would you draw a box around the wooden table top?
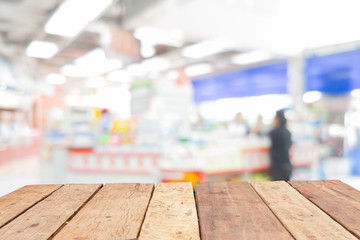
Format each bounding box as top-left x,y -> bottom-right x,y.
0,180 -> 359,240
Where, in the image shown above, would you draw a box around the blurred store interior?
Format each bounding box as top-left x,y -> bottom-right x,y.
2,0 -> 360,196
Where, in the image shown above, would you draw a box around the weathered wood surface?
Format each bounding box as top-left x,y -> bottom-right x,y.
196,181 -> 293,240
289,180 -> 360,238
53,183 -> 154,240
252,181 -> 357,240
0,184 -> 62,228
0,184 -> 101,240
0,181 -> 359,239
139,182 -> 200,240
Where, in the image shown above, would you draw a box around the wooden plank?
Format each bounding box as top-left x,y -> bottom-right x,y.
139,182 -> 200,240
53,183 -> 154,240
252,181 -> 357,240
0,184 -> 62,228
289,180 -> 360,238
0,184 -> 101,240
196,181 -> 293,240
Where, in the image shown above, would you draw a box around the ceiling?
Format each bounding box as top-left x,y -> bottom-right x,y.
125,0 -> 360,53
0,0 -> 137,78
1,0 -> 360,88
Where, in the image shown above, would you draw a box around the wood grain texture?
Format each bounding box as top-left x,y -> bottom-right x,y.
252,181 -> 357,240
139,182 -> 200,240
196,181 -> 293,240
53,183 -> 154,240
289,180 -> 360,238
0,184 -> 101,240
0,184 -> 62,228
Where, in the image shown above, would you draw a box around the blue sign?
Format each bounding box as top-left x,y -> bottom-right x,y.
306,49 -> 360,94
192,62 -> 288,103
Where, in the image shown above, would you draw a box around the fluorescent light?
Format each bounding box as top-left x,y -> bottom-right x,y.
165,70 -> 179,80
134,26 -> 183,47
86,77 -> 106,88
140,44 -> 156,58
46,74 -> 67,85
106,59 -> 123,71
45,0 -> 113,37
142,57 -> 170,72
126,63 -> 147,76
60,64 -> 83,77
95,87 -> 131,117
303,91 -> 322,104
231,50 -> 273,65
26,41 -> 58,59
72,48 -> 123,76
182,38 -> 235,58
185,63 -> 213,77
107,70 -> 132,83
0,81 -> 6,90
328,124 -> 345,137
75,48 -> 106,67
351,89 -> 360,98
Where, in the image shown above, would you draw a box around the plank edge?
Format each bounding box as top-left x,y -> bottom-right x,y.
250,181 -> 296,239
288,180 -> 360,239
136,184 -> 155,239
0,184 -> 64,229
47,184 -> 103,240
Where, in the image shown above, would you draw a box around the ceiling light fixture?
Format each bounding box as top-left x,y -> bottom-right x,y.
134,26 -> 184,47
231,50 -> 273,65
140,44 -> 156,58
185,63 -> 213,77
303,91 -> 322,104
45,73 -> 67,85
60,64 -> 83,77
142,57 -> 171,73
107,70 -> 132,83
126,63 -> 147,76
0,80 -> 7,90
182,38 -> 235,59
74,48 -> 106,67
45,0 -> 113,37
26,41 -> 58,59
86,77 -> 106,88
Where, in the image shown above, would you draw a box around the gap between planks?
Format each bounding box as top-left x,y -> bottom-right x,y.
136,184 -> 156,240
53,183 -> 154,240
138,182 -> 200,240
48,184 -> 104,239
0,184 -> 63,229
289,180 -> 360,239
249,182 -> 296,239
0,184 -> 102,240
196,181 -> 294,240
251,181 -> 357,240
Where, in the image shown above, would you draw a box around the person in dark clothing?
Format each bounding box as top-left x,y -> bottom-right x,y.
269,110 -> 292,181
